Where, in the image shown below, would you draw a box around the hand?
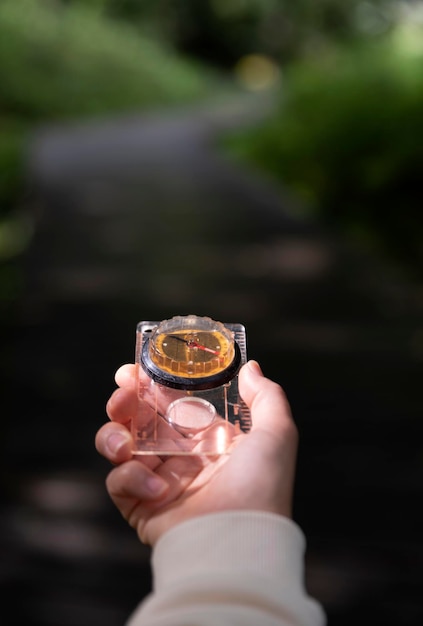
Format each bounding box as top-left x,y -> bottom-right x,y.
95,360 -> 298,546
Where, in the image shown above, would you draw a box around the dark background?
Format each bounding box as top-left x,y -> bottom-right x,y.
1,2 -> 422,625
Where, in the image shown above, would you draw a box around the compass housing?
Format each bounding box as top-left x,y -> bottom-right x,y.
141,339 -> 242,390
133,315 -> 251,455
140,315 -> 242,390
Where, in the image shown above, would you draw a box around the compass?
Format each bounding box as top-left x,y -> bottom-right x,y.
133,315 -> 251,454
140,315 -> 242,391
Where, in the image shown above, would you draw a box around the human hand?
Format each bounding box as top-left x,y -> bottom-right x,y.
95,360 -> 298,546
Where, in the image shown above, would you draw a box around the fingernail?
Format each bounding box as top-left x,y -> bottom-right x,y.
106,432 -> 129,455
145,476 -> 168,496
247,360 -> 263,376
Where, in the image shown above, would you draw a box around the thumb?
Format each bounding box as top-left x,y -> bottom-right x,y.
238,361 -> 296,441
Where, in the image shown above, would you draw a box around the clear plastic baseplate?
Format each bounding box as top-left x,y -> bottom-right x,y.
131,321 -> 252,456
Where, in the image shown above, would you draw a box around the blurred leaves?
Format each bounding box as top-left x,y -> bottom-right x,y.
0,0 -> 213,122
76,0 -> 395,67
224,28 -> 423,280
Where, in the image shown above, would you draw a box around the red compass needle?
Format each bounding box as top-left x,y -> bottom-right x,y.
189,341 -> 220,355
168,335 -> 220,356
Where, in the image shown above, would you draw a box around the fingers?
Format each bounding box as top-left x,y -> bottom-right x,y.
96,419 -> 164,472
239,360 -> 297,445
114,363 -> 136,388
106,460 -> 170,528
107,460 -> 169,504
106,454 -> 206,544
114,363 -> 151,388
105,456 -> 204,520
106,386 -> 138,424
95,422 -> 134,464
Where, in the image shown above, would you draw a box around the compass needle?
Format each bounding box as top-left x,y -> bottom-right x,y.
192,343 -> 220,355
167,335 -> 187,343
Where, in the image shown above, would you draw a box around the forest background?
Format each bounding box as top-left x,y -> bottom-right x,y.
1,0 -> 423,297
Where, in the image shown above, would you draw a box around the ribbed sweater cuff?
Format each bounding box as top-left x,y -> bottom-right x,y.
152,510 -> 306,592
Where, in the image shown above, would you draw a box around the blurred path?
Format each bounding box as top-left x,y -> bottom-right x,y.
2,93 -> 422,626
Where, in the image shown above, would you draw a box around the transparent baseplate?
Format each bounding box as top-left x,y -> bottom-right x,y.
131,321 -> 251,456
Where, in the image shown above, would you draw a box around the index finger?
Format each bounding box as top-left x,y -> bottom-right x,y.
115,363 -> 136,388
106,386 -> 137,424
115,363 -> 152,389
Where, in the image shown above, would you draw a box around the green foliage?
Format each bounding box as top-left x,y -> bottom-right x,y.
0,0 -> 212,122
71,0 -> 395,68
224,33 -> 423,279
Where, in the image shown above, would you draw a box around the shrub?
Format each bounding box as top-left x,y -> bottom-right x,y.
225,33 -> 423,280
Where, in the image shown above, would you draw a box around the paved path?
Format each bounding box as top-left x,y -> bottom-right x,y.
2,94 -> 422,626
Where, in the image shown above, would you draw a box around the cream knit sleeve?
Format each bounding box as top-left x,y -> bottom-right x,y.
127,510 -> 326,626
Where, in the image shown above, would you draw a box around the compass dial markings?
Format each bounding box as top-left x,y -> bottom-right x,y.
148,316 -> 236,379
